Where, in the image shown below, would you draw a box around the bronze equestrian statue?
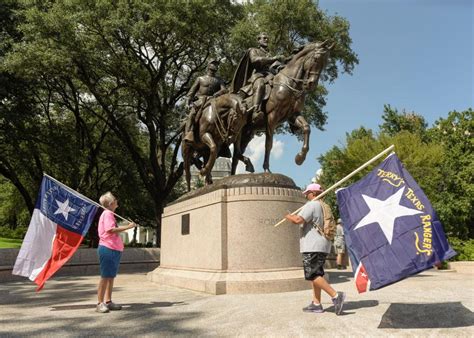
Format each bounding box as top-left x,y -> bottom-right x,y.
181,35 -> 333,191
231,37 -> 333,174
181,92 -> 247,191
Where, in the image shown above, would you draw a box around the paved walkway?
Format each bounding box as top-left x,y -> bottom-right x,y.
0,267 -> 473,337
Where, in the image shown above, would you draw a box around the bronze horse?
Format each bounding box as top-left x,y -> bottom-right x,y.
231,41 -> 333,174
181,93 -> 247,191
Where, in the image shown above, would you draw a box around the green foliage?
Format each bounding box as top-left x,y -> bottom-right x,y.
0,226 -> 28,239
318,108 -> 472,240
427,109 -> 473,238
380,104 -> 428,137
449,237 -> 474,261
0,179 -> 30,228
1,0 -> 357,245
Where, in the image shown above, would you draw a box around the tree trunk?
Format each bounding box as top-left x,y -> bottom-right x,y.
153,202 -> 164,248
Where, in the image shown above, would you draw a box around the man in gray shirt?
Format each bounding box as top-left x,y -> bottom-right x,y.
285,183 -> 345,315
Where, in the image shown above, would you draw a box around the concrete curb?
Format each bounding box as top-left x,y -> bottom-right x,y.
0,247 -> 160,282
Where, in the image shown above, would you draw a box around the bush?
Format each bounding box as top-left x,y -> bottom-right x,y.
0,226 -> 28,239
0,226 -> 13,238
125,241 -> 145,248
449,237 -> 474,261
12,226 -> 28,239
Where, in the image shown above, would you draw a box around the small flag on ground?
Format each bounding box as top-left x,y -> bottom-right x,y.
336,153 -> 456,293
13,175 -> 98,291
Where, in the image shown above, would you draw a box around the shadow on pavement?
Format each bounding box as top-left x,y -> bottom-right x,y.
0,280 -> 95,307
50,301 -> 188,311
328,271 -> 353,284
378,302 -> 474,328
0,310 -> 206,336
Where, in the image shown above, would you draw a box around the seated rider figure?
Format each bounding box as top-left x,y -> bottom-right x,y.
231,32 -> 286,116
185,59 -> 227,143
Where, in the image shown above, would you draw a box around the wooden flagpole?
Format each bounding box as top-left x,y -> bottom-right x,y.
273,144 -> 395,227
43,173 -> 134,224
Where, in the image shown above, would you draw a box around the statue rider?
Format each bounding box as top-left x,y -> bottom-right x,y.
231,32 -> 286,116
184,59 -> 227,143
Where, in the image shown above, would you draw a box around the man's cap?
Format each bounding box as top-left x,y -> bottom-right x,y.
208,58 -> 219,65
337,218 -> 342,223
302,183 -> 323,195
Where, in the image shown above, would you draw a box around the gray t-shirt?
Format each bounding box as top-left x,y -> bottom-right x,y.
298,200 -> 332,253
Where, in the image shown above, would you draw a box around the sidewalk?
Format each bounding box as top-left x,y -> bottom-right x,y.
0,267 -> 473,337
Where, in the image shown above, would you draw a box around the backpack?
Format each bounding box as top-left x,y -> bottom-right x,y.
314,200 -> 336,241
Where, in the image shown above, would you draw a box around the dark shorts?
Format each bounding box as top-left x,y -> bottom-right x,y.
98,245 -> 122,278
302,252 -> 327,281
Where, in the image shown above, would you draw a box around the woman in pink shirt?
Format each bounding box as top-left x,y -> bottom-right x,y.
96,192 -> 136,313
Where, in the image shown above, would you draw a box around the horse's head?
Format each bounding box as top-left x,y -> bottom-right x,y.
284,40 -> 333,91
301,41 -> 333,90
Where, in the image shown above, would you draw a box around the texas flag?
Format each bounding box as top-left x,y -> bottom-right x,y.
13,175 -> 98,291
336,153 -> 456,293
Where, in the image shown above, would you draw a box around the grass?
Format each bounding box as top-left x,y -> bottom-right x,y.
0,237 -> 23,249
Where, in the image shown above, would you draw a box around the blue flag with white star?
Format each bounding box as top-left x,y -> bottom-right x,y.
13,175 -> 98,291
336,153 -> 456,293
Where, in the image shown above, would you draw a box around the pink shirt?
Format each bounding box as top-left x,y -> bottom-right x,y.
98,210 -> 124,252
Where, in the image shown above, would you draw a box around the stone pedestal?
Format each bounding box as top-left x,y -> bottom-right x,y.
148,173 -> 311,294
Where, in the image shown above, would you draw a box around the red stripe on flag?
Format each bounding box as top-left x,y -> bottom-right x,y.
355,262 -> 369,293
34,225 -> 84,291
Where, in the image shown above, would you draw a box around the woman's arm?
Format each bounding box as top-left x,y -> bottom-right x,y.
107,222 -> 136,234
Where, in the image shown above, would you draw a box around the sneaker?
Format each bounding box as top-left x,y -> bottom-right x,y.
302,302 -> 324,313
332,292 -> 346,315
106,301 -> 122,311
96,302 -> 109,313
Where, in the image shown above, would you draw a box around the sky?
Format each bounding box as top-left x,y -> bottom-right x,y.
235,0 -> 473,189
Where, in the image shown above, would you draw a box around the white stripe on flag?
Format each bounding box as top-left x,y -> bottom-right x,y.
12,209 -> 57,280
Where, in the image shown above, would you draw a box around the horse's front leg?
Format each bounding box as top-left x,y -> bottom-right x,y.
231,131 -> 242,175
263,114 -> 277,173
231,127 -> 255,174
182,141 -> 192,192
205,172 -> 213,185
291,114 -> 311,165
200,132 -> 217,177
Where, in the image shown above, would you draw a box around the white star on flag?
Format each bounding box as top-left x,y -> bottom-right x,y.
54,199 -> 76,221
354,187 -> 423,244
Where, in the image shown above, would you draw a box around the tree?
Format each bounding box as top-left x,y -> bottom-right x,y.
2,0 -> 357,245
380,104 -> 427,137
317,108 -> 473,239
427,109 -> 473,238
1,1 -> 159,232
4,1 -> 243,245
0,0 -> 40,213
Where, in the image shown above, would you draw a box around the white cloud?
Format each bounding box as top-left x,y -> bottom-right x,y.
271,139 -> 284,159
235,135 -> 284,174
182,135 -> 285,175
